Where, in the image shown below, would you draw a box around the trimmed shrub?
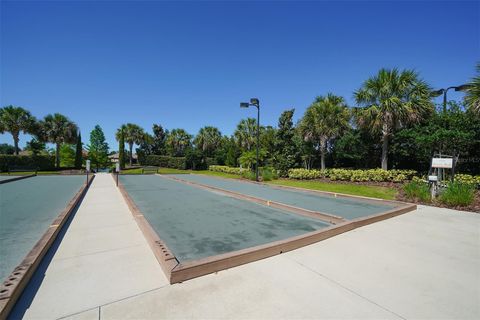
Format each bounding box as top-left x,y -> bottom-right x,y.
241,170 -> 257,181
287,168 -> 417,183
261,167 -> 278,181
439,182 -> 475,207
143,155 -> 186,170
209,165 -> 247,175
403,181 -> 431,202
0,155 -> 55,172
454,174 -> 480,189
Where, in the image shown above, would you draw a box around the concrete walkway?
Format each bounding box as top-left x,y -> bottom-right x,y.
11,174 -> 480,319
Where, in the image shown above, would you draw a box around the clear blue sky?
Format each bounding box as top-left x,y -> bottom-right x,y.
1,0 -> 478,150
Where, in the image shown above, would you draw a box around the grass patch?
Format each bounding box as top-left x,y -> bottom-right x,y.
267,179 -> 397,200
403,181 -> 431,202
439,182 -> 475,207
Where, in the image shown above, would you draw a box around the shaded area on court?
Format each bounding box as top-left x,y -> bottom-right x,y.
120,175 -> 330,262
171,174 -> 394,219
0,175 -> 86,281
0,176 -> 20,181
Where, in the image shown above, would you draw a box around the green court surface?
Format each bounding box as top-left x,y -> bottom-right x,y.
119,175 -> 330,262
170,174 -> 394,219
0,175 -> 86,281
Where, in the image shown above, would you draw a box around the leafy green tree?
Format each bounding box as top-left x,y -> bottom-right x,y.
464,63 -> 480,114
260,126 -> 277,162
0,143 -> 16,155
115,123 -> 145,166
74,133 -> 83,169
234,118 -> 258,151
25,138 -> 46,155
0,105 -> 37,155
194,126 -> 222,157
151,124 -> 167,155
165,128 -> 192,156
390,101 -> 480,174
87,125 -> 109,170
354,68 -> 433,170
274,109 -> 298,176
299,94 -> 351,170
39,113 -> 78,168
60,144 -> 76,167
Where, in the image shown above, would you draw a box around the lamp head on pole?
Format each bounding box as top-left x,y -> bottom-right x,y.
455,84 -> 473,92
250,98 -> 259,106
431,89 -> 445,97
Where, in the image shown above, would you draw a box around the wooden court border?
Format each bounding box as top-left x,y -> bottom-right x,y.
115,173 -> 416,285
0,175 -> 95,320
0,174 -> 36,184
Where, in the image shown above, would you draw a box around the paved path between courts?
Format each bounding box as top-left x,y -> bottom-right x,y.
11,173 -> 480,319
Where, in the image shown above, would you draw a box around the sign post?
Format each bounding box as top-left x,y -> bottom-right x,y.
86,160 -> 91,185
115,163 -> 120,186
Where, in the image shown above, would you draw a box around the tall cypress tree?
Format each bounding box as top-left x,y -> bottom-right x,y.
119,131 -> 126,169
74,133 -> 83,169
274,109 -> 298,176
87,125 -> 109,170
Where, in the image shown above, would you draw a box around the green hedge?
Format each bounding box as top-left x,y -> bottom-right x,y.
0,155 -> 55,172
209,165 -> 247,175
143,155 -> 186,170
288,168 -> 418,183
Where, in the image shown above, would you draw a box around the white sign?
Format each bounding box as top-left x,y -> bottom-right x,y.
428,175 -> 438,182
86,160 -> 91,172
432,158 -> 453,169
116,163 -> 120,173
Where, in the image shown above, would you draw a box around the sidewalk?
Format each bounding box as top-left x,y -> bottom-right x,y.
11,173 -> 167,319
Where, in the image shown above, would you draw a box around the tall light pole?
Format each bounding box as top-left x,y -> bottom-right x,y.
432,84 -> 472,113
240,98 -> 260,181
431,84 -> 472,182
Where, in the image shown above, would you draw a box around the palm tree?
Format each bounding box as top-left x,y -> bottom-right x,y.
194,126 -> 222,157
115,123 -> 145,166
166,129 -> 192,156
465,63 -> 480,114
298,94 -> 350,170
234,118 -> 258,151
354,68 -> 433,170
0,106 -> 37,155
39,113 -> 78,167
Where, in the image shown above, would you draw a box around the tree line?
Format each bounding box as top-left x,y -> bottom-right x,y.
117,67 -> 480,175
1,66 -> 479,174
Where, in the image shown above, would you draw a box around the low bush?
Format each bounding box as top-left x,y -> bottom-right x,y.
241,170 -> 257,181
439,182 -> 475,207
287,168 -> 417,183
209,165 -> 247,175
261,167 -> 278,181
143,155 -> 186,170
0,155 -> 56,172
454,174 -> 480,189
403,181 -> 431,202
